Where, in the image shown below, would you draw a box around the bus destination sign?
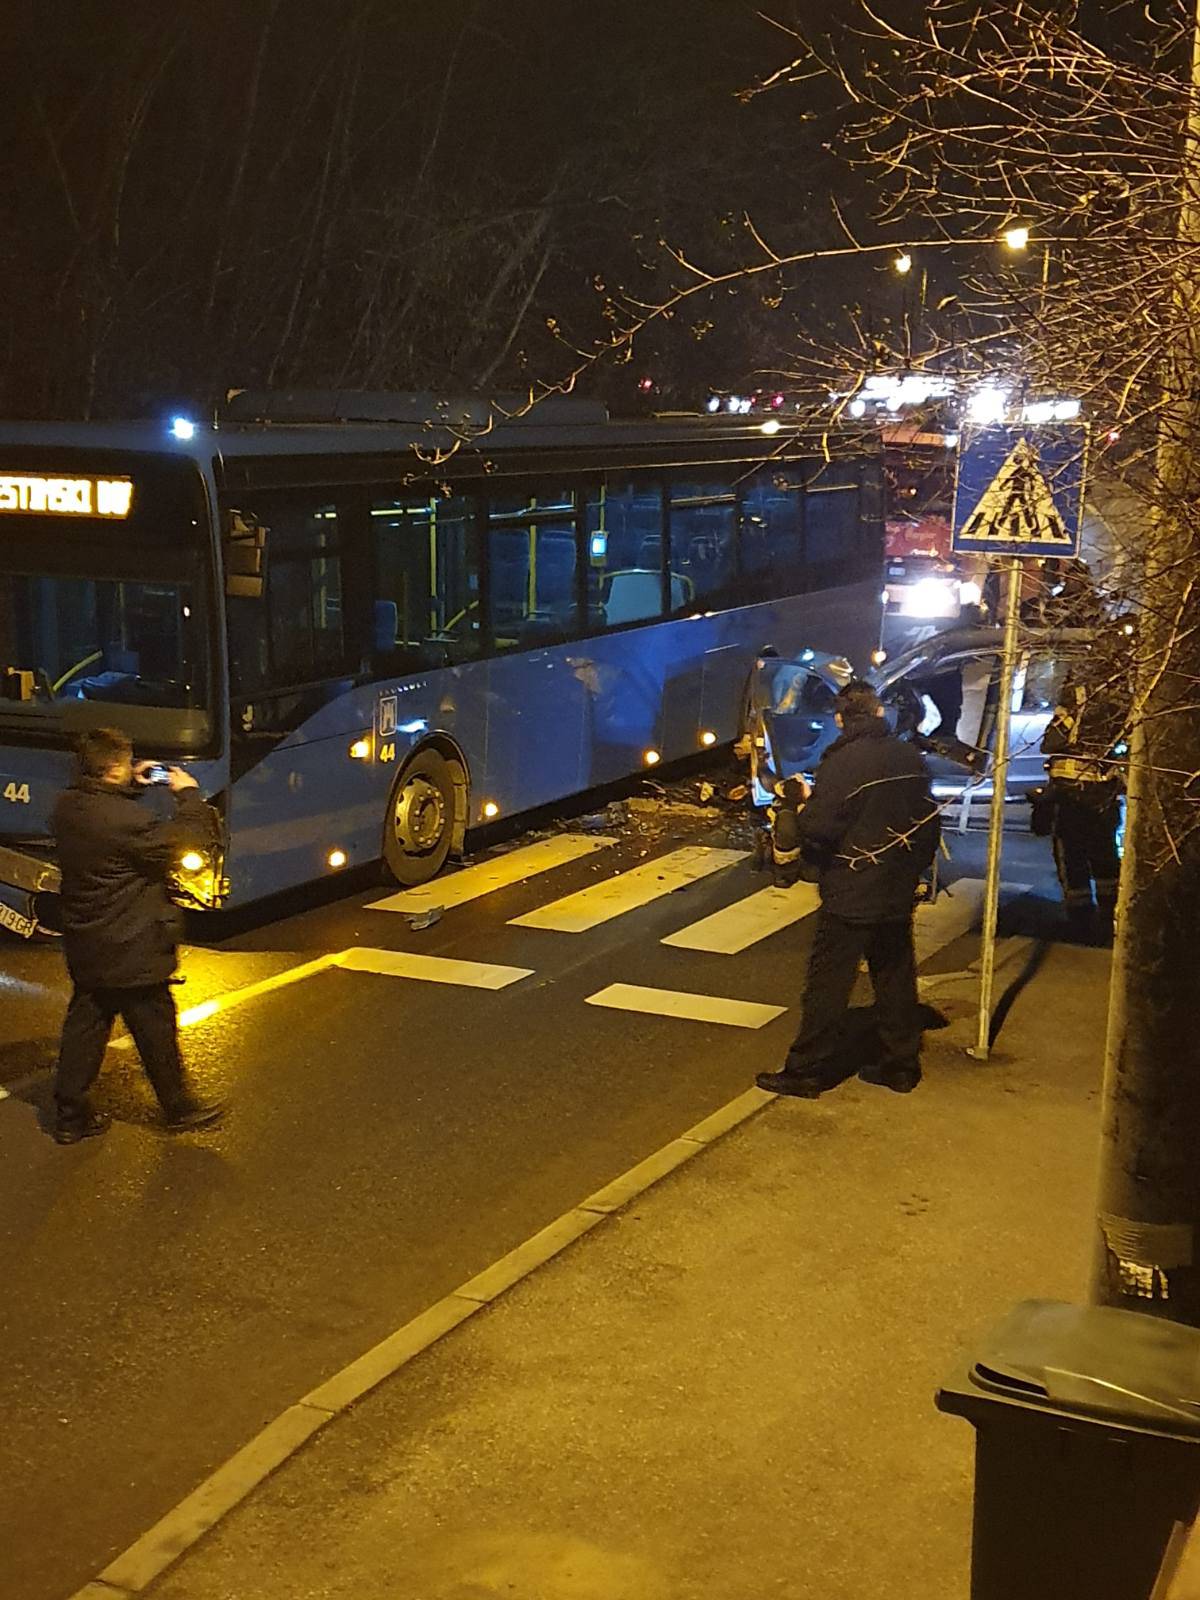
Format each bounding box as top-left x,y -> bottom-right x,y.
0,474 -> 134,519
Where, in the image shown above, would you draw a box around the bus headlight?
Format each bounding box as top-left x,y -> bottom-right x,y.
171,847 -> 227,909
959,580 -> 983,607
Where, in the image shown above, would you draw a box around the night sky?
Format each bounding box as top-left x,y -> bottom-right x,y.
1,1 -> 849,420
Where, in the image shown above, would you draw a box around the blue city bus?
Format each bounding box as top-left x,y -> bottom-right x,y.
0,394 -> 883,932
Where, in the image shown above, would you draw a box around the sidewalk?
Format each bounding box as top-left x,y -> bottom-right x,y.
143,938 -> 1108,1600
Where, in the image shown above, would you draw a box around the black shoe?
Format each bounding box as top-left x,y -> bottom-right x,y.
164,1099 -> 226,1132
54,1111 -> 111,1146
756,1068 -> 827,1099
859,1062 -> 922,1094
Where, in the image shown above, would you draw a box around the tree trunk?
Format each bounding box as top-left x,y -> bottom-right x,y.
1091,0 -> 1200,1322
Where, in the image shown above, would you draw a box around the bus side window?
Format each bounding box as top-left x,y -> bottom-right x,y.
667,479 -> 737,610
484,490 -> 579,650
740,468 -> 807,599
804,463 -> 864,590
583,477 -> 666,631
372,494 -> 480,667
225,494 -> 346,697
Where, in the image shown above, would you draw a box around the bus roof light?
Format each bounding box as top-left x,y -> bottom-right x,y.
170,416 -> 197,441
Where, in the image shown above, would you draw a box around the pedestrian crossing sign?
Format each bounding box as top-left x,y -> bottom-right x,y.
952,425 -> 1085,559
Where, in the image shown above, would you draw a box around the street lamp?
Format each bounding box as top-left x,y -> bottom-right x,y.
893,251 -> 913,275
1002,225 -> 1030,252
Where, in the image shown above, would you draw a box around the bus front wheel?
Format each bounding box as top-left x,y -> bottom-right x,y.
382,749 -> 458,885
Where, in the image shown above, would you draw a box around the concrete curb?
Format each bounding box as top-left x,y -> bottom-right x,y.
65,1083 -> 778,1599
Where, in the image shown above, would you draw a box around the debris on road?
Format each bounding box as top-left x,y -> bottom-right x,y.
406,907 -> 444,931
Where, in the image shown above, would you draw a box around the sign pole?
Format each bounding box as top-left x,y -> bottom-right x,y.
970,556 -> 1022,1061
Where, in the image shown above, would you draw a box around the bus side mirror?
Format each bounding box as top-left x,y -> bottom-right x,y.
223,510 -> 265,599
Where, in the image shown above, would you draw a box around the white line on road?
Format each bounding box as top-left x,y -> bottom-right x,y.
586,982 -> 786,1030
510,845 -> 746,934
367,833 -> 616,914
337,948 -> 533,990
663,879 -> 820,954
914,878 -> 1031,965
110,953 -> 346,1050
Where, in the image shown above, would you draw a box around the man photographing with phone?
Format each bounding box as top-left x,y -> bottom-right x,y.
51,726 -> 225,1144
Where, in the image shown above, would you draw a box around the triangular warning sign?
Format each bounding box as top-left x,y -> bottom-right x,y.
958,438 -> 1075,548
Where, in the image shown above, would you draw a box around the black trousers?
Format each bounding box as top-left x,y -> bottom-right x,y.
54,982 -> 188,1127
1052,786 -> 1120,914
788,908 -> 921,1072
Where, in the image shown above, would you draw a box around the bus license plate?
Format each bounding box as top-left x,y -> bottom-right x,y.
0,901 -> 36,939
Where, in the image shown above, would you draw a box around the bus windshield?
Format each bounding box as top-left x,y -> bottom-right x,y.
0,456 -> 214,751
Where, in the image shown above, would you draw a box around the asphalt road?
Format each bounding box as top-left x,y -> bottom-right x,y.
0,793 -> 1058,1600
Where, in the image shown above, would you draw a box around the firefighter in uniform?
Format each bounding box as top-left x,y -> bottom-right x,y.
1040,652 -> 1126,943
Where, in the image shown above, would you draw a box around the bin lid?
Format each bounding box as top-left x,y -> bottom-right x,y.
964,1300 -> 1200,1434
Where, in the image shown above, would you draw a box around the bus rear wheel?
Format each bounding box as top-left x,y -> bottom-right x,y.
382,749 -> 458,885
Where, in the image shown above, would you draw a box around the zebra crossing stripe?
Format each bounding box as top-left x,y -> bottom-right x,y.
913,878 -> 1033,964
509,845 -> 747,934
337,949 -> 532,990
585,982 -> 785,1030
663,879 -> 821,954
367,833 -> 616,915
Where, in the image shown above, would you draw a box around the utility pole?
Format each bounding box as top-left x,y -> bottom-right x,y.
1091,0 -> 1200,1321
970,557 -> 1021,1061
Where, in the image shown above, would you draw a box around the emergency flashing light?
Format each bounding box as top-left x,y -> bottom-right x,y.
170,417 -> 197,441
966,385 -> 1010,425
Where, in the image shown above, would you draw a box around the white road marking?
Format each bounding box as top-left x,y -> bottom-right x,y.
585,982 -> 786,1030
111,953 -> 346,1049
338,948 -> 532,990
367,833 -> 616,914
914,878 -> 1030,965
510,845 -> 747,934
663,879 -> 821,954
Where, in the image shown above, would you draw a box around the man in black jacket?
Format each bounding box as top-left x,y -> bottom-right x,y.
756,681 -> 940,1098
51,727 -> 224,1144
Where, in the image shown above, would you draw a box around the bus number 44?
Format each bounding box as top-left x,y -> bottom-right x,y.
4,782 -> 30,803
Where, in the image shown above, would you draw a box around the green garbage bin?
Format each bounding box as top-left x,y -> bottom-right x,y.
938,1299 -> 1200,1600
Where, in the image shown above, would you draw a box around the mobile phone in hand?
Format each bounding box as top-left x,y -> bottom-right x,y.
141,764 -> 171,786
